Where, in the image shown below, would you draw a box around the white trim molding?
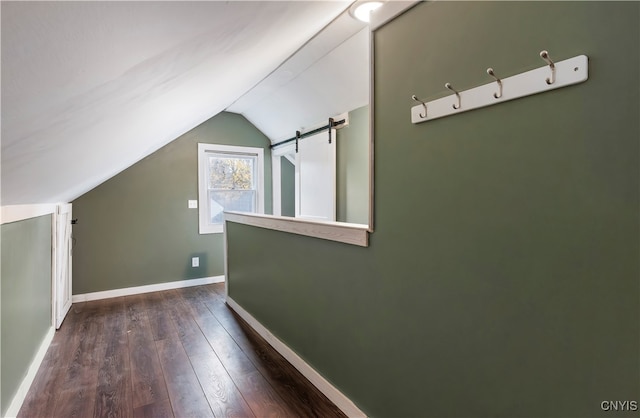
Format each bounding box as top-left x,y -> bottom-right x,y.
72,276 -> 224,303
1,204 -> 58,225
226,297 -> 367,418
224,211 -> 369,247
4,327 -> 55,418
198,143 -> 265,235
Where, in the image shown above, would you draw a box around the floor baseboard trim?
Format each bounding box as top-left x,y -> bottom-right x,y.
72,275 -> 225,303
4,326 -> 55,418
225,296 -> 366,418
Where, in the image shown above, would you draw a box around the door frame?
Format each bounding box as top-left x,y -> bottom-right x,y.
271,142 -> 296,217
51,203 -> 72,329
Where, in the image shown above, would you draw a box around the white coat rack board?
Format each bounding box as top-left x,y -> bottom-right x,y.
411,51 -> 588,124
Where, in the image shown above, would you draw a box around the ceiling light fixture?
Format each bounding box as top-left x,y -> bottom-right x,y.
350,1 -> 384,23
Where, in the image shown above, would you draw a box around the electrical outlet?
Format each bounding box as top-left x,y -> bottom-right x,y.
191,257 -> 199,267
188,200 -> 198,209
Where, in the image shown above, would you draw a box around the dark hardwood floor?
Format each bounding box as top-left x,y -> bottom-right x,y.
18,283 -> 346,418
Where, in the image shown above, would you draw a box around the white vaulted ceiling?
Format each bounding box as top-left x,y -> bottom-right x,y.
1,1 -> 353,205
227,12 -> 368,143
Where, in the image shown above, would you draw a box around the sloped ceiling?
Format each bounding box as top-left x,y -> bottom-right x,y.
228,13 -> 368,143
1,1 -> 351,205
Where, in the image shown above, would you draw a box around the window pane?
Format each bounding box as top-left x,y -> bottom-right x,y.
209,190 -> 257,223
208,155 -> 255,190
206,154 -> 257,224
198,144 -> 263,234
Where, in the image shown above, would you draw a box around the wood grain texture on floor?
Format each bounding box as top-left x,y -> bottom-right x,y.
18,283 -> 346,418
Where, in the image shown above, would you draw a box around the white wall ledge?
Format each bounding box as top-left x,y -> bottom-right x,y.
224,211 -> 369,247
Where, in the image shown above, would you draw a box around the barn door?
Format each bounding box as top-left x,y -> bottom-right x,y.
52,203 -> 73,329
295,129 -> 336,221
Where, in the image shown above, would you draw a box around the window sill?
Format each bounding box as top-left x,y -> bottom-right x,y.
199,225 -> 224,234
224,211 -> 369,247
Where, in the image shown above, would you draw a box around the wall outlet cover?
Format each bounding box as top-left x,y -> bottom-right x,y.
191,257 -> 199,267
188,200 -> 198,209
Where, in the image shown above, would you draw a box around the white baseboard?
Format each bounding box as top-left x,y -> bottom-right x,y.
72,275 -> 225,303
225,297 -> 366,418
4,326 -> 55,418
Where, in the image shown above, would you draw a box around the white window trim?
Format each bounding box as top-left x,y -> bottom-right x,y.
198,143 -> 264,234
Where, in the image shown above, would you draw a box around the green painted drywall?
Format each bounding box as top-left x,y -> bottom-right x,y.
72,112 -> 272,295
280,156 -> 295,217
1,215 -> 52,416
226,2 -> 639,417
337,105 -> 369,224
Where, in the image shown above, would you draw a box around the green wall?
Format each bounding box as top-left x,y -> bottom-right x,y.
337,105 -> 369,224
225,2 -> 639,417
1,215 -> 52,416
280,156 -> 296,217
72,112 -> 272,295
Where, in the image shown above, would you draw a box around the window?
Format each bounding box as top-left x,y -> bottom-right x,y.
198,143 -> 264,234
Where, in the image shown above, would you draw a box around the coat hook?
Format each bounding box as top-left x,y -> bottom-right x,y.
411,95 -> 427,118
539,50 -> 555,85
445,83 -> 461,109
486,68 -> 503,98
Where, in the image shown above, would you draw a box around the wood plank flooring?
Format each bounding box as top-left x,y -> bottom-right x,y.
18,283 -> 346,418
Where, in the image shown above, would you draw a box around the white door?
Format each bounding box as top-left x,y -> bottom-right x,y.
295,129 -> 336,221
53,203 -> 73,329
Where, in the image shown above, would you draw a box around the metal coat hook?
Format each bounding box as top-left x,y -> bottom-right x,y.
411,95 -> 427,118
539,50 -> 555,85
410,53 -> 588,124
445,83 -> 461,109
486,68 -> 503,98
